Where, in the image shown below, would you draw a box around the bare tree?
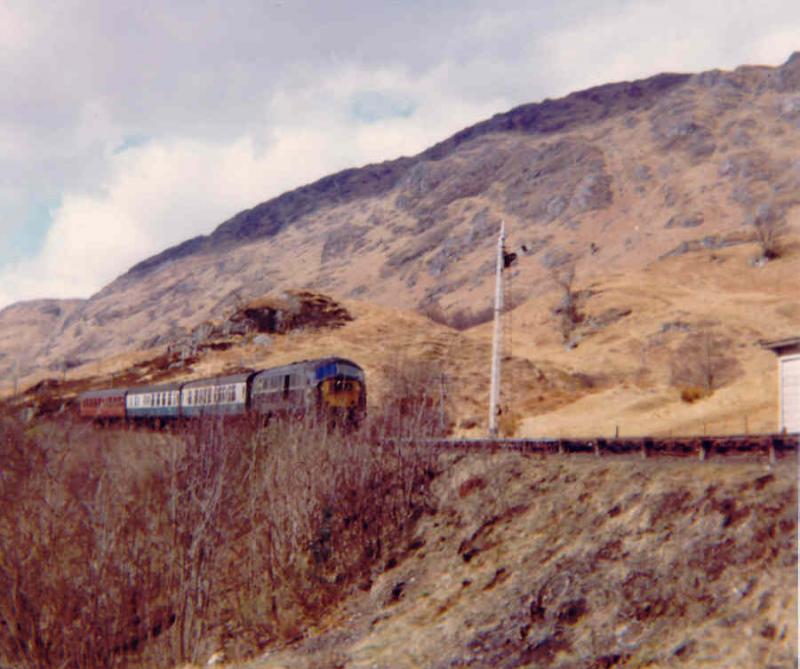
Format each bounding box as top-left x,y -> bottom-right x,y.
669,328 -> 740,400
549,260 -> 584,344
750,203 -> 788,261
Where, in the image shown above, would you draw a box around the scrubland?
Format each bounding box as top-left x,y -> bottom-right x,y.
1,399 -> 795,669
0,377 -> 442,669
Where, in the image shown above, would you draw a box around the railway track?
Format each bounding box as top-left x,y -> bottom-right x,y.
422,433 -> 799,462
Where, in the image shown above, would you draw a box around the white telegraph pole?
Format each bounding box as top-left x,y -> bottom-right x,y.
488,222 -> 506,436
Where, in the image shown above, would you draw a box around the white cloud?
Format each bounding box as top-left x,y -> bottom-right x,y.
534,1 -> 797,96
750,27 -> 800,65
1,0 -> 798,308
0,62 -> 506,307
0,3 -> 38,51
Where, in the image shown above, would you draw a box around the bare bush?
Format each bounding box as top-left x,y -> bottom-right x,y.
0,407 -> 440,668
749,203 -> 788,261
370,358 -> 454,439
549,260 -> 585,343
669,329 -> 740,397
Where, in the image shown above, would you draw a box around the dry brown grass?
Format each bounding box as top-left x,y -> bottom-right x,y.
249,450 -> 797,669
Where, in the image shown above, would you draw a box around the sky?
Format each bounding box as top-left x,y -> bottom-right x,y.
0,0 -> 798,308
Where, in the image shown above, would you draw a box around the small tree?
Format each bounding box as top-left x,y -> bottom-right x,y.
374,358 -> 453,439
669,329 -> 740,399
750,203 -> 788,261
550,260 -> 584,343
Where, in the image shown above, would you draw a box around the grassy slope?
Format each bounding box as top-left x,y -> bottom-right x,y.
469,236 -> 800,438
201,450 -> 798,669
13,230 -> 798,437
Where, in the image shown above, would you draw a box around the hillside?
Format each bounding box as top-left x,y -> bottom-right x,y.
214,451 -> 797,669
1,54 -> 799,437
0,298 -> 85,379
1,411 -> 793,669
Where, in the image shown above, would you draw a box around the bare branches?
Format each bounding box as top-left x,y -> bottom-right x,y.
749,203 -> 788,261
0,406 -> 441,668
549,259 -> 585,344
669,328 -> 741,400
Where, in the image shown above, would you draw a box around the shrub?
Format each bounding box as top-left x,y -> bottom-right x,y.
669,329 -> 740,396
549,260 -> 585,344
749,202 -> 788,261
498,410 -> 521,437
679,386 -> 706,403
0,409 -> 439,668
371,358 -> 454,439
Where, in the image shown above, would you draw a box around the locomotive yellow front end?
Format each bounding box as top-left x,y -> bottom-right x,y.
316,359 -> 366,427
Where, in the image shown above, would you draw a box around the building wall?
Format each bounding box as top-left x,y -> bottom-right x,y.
779,353 -> 800,433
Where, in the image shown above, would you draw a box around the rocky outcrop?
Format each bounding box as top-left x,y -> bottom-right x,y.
122,72 -> 694,280
166,291 -> 352,361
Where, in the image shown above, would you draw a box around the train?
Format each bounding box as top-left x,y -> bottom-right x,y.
78,357 -> 366,427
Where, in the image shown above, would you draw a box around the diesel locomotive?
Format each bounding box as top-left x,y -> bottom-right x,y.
78,357 -> 366,426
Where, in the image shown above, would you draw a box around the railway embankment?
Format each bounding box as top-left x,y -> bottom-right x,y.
243,448 -> 797,669
1,410 -> 795,669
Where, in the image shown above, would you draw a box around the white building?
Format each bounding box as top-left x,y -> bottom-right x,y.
762,337 -> 800,434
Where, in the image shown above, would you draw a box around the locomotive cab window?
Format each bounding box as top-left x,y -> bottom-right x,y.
333,378 -> 353,392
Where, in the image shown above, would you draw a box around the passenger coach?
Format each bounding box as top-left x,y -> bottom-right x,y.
77,357 -> 366,427
78,388 -> 126,422
181,372 -> 251,418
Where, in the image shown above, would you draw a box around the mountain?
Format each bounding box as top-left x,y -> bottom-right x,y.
1,53 -> 799,435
